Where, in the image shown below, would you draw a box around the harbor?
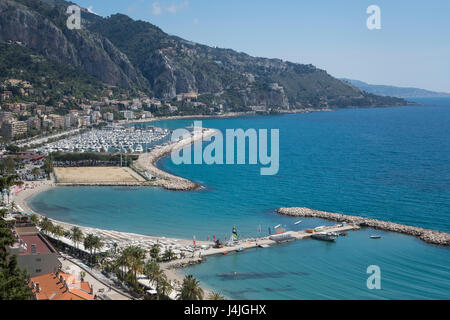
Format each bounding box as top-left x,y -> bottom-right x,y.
35,125 -> 171,154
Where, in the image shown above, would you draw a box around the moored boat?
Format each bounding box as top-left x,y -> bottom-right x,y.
311,232 -> 337,242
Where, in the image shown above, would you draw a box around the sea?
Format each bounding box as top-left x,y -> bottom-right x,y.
29,97 -> 450,299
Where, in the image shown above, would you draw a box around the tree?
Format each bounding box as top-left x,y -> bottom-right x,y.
42,156 -> 54,179
31,168 -> 41,179
84,234 -> 103,264
0,220 -> 33,300
162,248 -> 176,262
29,213 -> 40,225
178,275 -> 204,300
143,260 -> 172,300
39,217 -> 54,235
53,225 -> 64,240
149,244 -> 160,261
208,291 -> 226,300
0,209 -> 8,218
118,246 -> 145,286
70,226 -> 84,250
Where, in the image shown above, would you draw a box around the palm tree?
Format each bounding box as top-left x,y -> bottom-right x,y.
119,246 -> 145,285
31,167 -> 40,179
39,217 -> 54,235
70,226 -> 84,249
162,248 -> 176,262
178,275 -> 204,300
53,225 -> 65,240
143,260 -> 172,300
150,244 -> 161,261
29,213 -> 40,225
84,234 -> 95,261
42,156 -> 54,180
207,291 -> 226,300
92,236 -> 103,256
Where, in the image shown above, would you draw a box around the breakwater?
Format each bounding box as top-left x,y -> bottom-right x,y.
277,207 -> 450,246
135,128 -> 218,191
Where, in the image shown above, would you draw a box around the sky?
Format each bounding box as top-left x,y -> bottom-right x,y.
74,0 -> 450,92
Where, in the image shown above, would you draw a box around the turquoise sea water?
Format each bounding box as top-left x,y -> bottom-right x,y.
30,98 -> 450,299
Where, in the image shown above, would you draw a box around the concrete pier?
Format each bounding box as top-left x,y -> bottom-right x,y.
199,223 -> 360,257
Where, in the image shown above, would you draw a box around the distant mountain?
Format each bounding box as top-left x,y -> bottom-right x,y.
341,79 -> 450,98
0,0 -> 410,112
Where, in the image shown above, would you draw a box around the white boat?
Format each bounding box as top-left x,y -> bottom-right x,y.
294,220 -> 302,225
274,224 -> 281,229
135,144 -> 144,153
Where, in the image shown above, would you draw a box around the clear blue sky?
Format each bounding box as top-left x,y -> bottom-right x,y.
75,0 -> 450,92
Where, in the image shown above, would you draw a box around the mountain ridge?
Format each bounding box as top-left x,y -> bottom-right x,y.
341,79 -> 450,98
0,0 -> 410,112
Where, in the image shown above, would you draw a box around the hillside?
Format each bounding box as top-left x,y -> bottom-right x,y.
0,42 -> 113,106
342,79 -> 450,98
89,14 -> 407,110
0,0 -> 409,112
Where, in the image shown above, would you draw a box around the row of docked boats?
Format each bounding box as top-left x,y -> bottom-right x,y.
37,126 -> 170,154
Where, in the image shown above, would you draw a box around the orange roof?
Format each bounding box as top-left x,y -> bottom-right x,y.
30,272 -> 95,300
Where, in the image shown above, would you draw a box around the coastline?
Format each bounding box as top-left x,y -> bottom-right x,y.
135,128 -> 218,191
120,108 -> 331,126
277,207 -> 450,246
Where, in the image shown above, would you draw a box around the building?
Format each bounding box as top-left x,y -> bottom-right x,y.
183,92 -> 198,102
91,111 -> 101,123
42,119 -> 54,131
29,271 -> 95,300
8,225 -> 61,277
103,112 -> 114,122
120,110 -> 134,120
48,114 -> 65,129
1,90 -> 13,101
1,120 -> 28,139
0,111 -> 14,125
26,117 -> 41,131
77,115 -> 90,127
64,114 -> 72,128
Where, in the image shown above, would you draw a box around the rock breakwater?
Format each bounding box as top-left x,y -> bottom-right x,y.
277,207 -> 450,246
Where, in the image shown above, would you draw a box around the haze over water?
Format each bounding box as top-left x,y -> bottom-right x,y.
30,98 -> 450,299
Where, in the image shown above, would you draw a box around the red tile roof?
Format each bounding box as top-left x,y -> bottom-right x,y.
30,272 -> 95,300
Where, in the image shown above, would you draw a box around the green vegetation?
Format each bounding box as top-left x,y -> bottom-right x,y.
0,220 -> 33,300
69,226 -> 84,250
0,42 -> 108,106
52,152 -> 136,166
83,234 -> 103,264
178,274 -> 204,300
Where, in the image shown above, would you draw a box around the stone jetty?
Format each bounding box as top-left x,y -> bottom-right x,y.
277,207 -> 450,246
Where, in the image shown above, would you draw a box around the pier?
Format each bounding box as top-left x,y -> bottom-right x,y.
198,223 -> 360,257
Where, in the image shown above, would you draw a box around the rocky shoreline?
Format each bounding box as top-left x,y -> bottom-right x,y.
135,128 -> 218,191
277,207 -> 450,246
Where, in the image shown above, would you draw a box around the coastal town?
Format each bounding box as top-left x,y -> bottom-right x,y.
1,80 -> 450,300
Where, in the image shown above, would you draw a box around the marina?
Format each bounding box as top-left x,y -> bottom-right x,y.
35,125 -> 171,154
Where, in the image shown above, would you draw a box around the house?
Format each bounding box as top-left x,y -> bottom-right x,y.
29,271 -> 95,300
8,224 -> 61,277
